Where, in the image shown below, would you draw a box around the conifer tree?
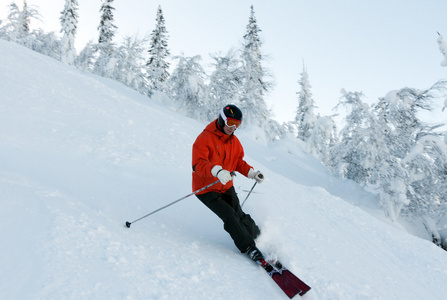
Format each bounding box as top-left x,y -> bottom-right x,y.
295,65 -> 317,141
437,32 -> 447,67
95,0 -> 118,76
330,90 -> 371,182
60,0 -> 79,65
240,5 -> 271,127
146,6 -> 170,94
98,0 -> 116,44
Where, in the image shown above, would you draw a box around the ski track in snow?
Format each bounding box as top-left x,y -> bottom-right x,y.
1,39 -> 447,299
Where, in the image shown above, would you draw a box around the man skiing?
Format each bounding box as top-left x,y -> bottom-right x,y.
192,104 -> 265,261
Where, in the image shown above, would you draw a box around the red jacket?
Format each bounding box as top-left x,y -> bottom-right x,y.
192,119 -> 252,194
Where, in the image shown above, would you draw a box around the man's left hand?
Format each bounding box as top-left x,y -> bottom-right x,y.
248,169 -> 264,183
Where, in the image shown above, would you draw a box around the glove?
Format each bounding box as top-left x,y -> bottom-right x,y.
248,168 -> 264,183
211,165 -> 233,185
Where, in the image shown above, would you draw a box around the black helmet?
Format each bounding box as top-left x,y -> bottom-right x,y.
218,104 -> 243,128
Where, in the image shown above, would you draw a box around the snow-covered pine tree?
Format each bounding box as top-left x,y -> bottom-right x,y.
329,90 -> 371,182
438,33 -> 447,128
146,5 -> 170,94
295,65 -> 317,141
60,0 -> 79,65
0,19 -> 4,38
207,49 -> 244,120
168,55 -> 208,120
240,5 -> 272,127
98,0 -> 116,44
95,0 -> 118,77
437,32 -> 447,67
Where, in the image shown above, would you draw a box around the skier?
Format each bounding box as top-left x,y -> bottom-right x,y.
192,104 -> 265,261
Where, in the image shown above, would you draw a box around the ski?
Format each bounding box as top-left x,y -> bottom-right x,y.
255,257 -> 311,298
268,259 -> 311,296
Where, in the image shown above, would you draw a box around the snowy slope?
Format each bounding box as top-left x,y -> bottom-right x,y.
1,39 -> 447,299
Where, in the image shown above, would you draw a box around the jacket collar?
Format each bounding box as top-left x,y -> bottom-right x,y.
205,119 -> 233,141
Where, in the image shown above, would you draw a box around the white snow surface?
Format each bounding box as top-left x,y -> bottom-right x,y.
1,39 -> 447,299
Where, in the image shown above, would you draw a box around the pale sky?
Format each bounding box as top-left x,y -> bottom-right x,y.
2,0 -> 447,123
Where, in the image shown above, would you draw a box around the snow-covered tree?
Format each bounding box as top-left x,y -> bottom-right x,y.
437,32 -> 447,67
402,135 -> 447,247
207,49 -> 244,120
295,65 -> 317,141
2,1 -> 40,44
60,0 -> 79,65
32,29 -> 61,60
75,41 -> 97,72
403,136 -> 447,216
329,90 -> 411,221
240,5 -> 272,127
0,19 -> 5,38
94,0 -> 117,76
307,115 -> 337,162
11,1 -> 29,38
365,97 -> 409,221
146,6 -> 170,94
98,0 -> 116,44
330,90 -> 371,181
381,87 -> 441,160
98,43 -> 121,78
115,35 -> 149,94
388,84 -> 447,236
168,55 -> 208,120
0,2 -> 60,60
265,119 -> 286,141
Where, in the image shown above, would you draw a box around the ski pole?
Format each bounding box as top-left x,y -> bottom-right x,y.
125,172 -> 234,228
241,181 -> 257,207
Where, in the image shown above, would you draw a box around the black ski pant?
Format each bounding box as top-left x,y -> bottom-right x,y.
196,186 -> 260,253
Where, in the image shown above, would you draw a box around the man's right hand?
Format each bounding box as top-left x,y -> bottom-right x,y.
211,165 -> 233,185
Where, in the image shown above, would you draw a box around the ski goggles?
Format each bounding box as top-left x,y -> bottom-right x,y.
220,110 -> 242,128
225,118 -> 242,128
